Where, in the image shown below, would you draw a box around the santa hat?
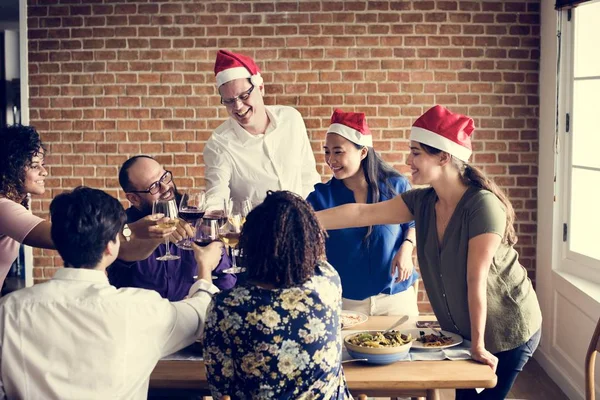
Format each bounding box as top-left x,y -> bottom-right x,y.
214,49 -> 264,88
327,109 -> 373,147
410,105 -> 474,162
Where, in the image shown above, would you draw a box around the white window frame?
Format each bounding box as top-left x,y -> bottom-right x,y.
557,1 -> 600,283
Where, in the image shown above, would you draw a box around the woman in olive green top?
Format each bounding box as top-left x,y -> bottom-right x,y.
317,105 -> 542,400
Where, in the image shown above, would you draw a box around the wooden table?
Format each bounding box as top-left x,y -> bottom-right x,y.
150,316 -> 497,400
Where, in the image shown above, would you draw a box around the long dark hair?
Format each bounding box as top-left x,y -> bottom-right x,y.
238,190 -> 326,288
420,143 -> 518,246
356,144 -> 403,240
0,125 -> 47,208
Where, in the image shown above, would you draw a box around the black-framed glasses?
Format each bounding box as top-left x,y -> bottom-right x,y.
220,85 -> 255,106
128,170 -> 172,195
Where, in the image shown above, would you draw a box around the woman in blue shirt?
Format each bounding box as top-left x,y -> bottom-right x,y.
307,109 -> 419,316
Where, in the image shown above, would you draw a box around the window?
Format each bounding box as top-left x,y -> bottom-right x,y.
560,0 -> 600,277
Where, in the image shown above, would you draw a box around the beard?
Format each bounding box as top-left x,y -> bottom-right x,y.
137,184 -> 182,217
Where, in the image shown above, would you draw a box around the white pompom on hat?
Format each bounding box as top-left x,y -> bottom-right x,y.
214,49 -> 264,88
410,105 -> 474,162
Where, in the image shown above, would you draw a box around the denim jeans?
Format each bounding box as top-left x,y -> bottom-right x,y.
455,329 -> 542,400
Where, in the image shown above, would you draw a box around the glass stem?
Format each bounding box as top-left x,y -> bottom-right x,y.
164,238 -> 171,257
231,246 -> 236,268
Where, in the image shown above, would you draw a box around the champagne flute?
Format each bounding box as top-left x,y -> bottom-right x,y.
153,199 -> 180,261
178,189 -> 206,250
220,214 -> 245,274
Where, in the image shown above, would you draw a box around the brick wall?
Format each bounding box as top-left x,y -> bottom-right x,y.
27,0 -> 540,313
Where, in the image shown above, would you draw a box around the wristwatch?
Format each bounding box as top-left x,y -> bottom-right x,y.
122,224 -> 132,242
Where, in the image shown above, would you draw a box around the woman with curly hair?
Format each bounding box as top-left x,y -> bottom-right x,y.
0,125 -> 53,287
203,190 -> 352,399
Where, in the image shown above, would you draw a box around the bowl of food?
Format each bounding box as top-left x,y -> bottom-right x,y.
344,330 -> 414,364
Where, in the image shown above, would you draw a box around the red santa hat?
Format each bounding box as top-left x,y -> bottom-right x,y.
327,109 -> 373,147
214,49 -> 264,88
410,105 -> 474,162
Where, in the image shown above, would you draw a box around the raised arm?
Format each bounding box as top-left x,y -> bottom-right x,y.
203,140 -> 233,211
298,121 -> 321,199
316,194 -> 414,230
116,214 -> 177,262
22,221 -> 54,249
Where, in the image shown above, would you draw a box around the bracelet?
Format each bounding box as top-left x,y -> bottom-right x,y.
403,238 -> 415,246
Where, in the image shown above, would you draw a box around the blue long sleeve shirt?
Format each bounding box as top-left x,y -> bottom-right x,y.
307,176 -> 418,300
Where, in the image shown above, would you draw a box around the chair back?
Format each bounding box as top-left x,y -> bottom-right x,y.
586,317 -> 600,400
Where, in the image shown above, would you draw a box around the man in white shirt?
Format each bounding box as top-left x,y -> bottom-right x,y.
203,49 -> 321,210
0,186 -> 222,400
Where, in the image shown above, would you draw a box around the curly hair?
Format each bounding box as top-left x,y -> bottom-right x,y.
0,125 -> 46,206
238,190 -> 326,288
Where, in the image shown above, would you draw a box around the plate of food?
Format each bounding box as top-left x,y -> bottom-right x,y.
403,328 -> 463,350
340,310 -> 368,329
344,330 -> 414,364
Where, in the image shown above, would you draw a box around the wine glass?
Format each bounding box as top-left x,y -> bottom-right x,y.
194,218 -> 219,246
153,199 -> 180,261
220,214 -> 245,274
239,197 -> 252,224
221,197 -> 233,227
177,189 -> 206,250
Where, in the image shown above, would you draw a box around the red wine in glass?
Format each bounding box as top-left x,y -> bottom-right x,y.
179,207 -> 205,224
193,239 -> 213,247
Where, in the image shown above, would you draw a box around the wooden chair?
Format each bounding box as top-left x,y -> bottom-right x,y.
586,316 -> 600,399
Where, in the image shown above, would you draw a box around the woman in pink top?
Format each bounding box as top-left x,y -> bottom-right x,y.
0,125 -> 52,287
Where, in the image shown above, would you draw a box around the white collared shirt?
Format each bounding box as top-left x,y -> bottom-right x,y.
0,268 -> 218,400
203,105 -> 321,209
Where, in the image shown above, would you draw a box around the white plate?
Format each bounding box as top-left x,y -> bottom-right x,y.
403,328 -> 463,350
340,310 -> 368,329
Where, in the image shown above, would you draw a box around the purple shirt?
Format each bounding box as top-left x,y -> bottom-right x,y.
107,207 -> 236,301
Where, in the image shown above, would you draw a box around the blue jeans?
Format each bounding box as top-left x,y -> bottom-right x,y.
455,329 -> 541,400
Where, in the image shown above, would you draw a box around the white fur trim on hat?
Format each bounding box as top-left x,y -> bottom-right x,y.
410,126 -> 472,162
216,67 -> 251,87
328,123 -> 373,147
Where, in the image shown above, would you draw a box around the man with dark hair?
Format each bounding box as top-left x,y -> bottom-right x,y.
109,155 -> 235,301
0,186 -> 222,399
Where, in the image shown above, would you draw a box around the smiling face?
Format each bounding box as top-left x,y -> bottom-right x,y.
219,78 -> 266,134
406,141 -> 446,185
23,151 -> 48,196
125,158 -> 176,215
324,133 -> 367,181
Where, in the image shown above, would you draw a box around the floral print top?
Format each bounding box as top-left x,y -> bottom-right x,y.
203,260 -> 352,400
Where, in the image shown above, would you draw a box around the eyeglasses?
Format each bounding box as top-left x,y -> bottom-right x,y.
128,170 -> 172,195
220,85 -> 255,106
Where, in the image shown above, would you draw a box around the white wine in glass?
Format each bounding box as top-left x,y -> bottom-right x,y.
153,199 -> 180,261
220,214 -> 245,274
